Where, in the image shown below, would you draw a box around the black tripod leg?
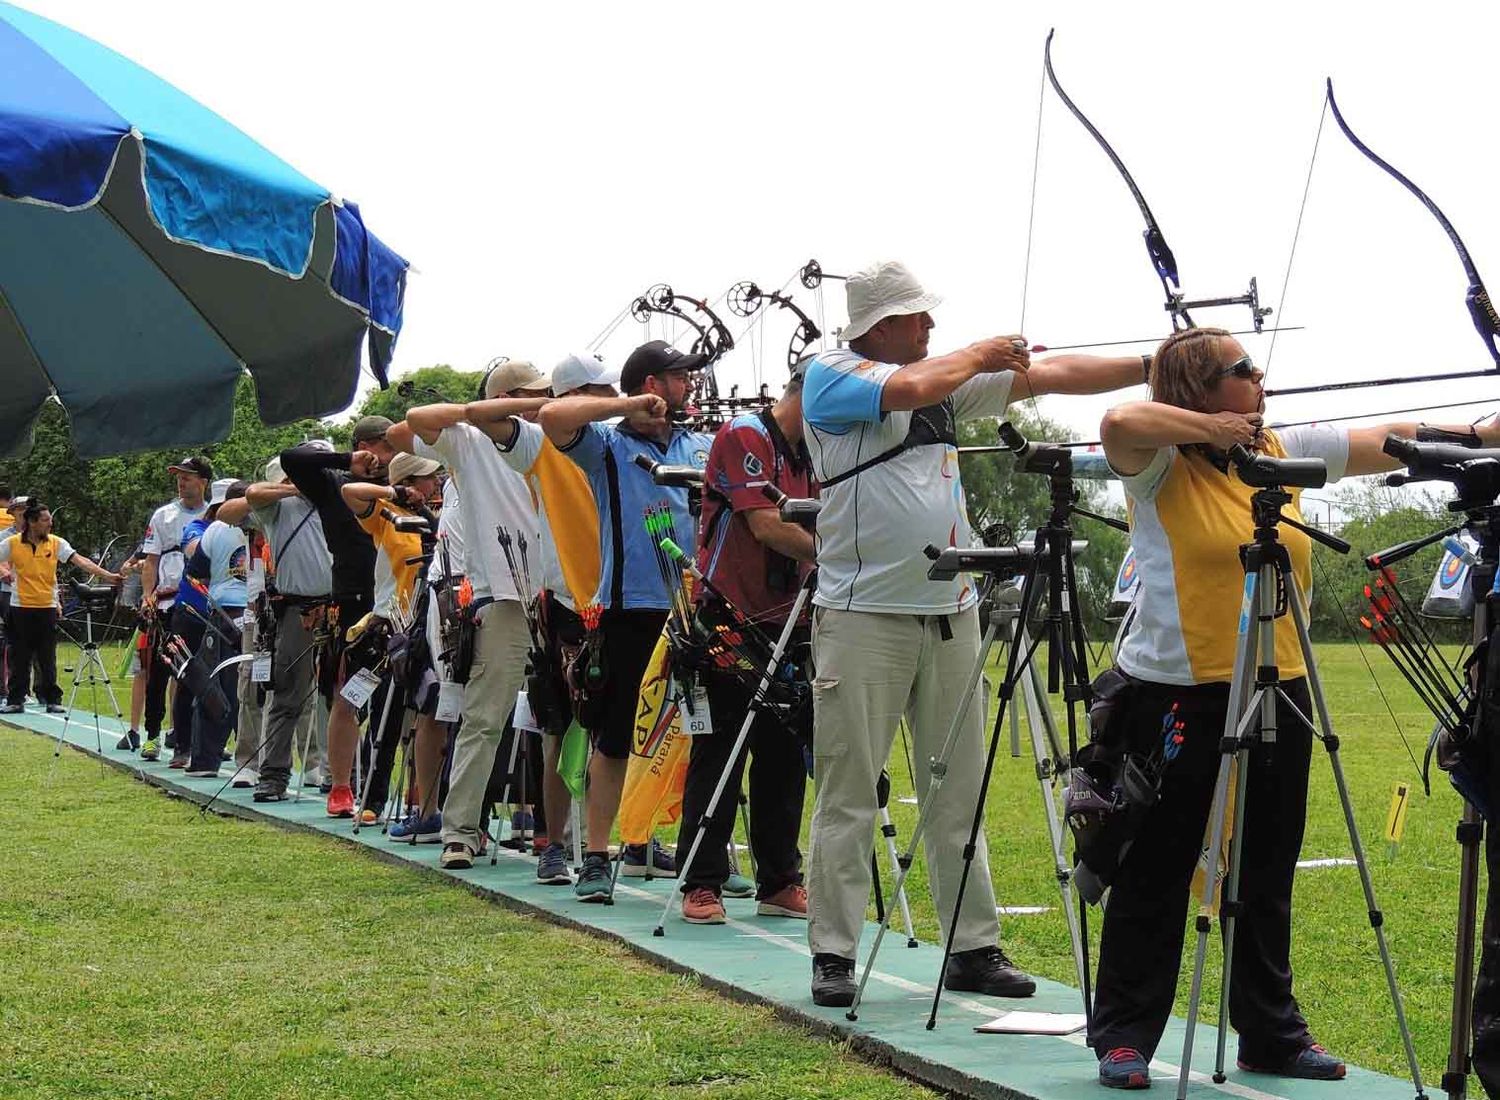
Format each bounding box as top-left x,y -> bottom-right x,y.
924,555 -> 1050,1030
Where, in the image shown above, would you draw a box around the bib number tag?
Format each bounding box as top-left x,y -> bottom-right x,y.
514,690 -> 541,734
436,681 -> 464,723
684,685 -> 713,737
251,653 -> 273,683
340,667 -> 381,709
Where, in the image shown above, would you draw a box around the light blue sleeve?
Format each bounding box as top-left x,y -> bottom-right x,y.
803,357 -> 898,431
558,421 -> 610,473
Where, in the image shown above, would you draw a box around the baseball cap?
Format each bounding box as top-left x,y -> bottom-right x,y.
168,455 -> 214,480
484,359 -> 550,398
387,453 -> 442,485
351,415 -> 394,445
620,340 -> 708,394
551,351 -> 622,395
841,260 -> 943,342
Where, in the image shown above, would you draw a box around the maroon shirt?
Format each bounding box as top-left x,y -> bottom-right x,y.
695,409 -> 816,625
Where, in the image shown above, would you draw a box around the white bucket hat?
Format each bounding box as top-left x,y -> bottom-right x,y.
841,260 -> 943,341
551,351 -> 622,395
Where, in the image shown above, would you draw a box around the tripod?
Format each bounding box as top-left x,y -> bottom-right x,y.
1174,469 -> 1425,1100
847,434 -> 1112,1026
55,587 -> 126,764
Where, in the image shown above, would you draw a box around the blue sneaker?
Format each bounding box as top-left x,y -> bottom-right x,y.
388,811 -> 443,843
621,838 -> 676,878
1098,1047 -> 1150,1089
1238,1043 -> 1345,1081
536,842 -> 572,885
574,853 -> 613,902
723,872 -> 755,899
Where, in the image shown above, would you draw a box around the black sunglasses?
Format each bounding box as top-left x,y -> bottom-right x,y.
1214,355 -> 1259,381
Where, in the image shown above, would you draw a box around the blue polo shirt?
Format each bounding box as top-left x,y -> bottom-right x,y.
174,519 -> 212,616
560,421 -> 712,610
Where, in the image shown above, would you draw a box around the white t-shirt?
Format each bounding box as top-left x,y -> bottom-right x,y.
802,348 -> 1014,614
0,524 -> 14,595
425,472 -> 468,584
424,422 -> 538,603
143,498 -> 209,608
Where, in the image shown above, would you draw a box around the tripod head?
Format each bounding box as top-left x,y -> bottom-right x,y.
67,577 -> 116,618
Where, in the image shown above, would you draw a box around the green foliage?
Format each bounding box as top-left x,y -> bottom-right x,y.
0,375 -> 326,561
1305,480 -> 1464,642
957,409 -> 1128,636
353,364 -> 483,422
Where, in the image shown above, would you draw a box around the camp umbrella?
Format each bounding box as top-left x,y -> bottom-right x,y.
0,0 -> 408,458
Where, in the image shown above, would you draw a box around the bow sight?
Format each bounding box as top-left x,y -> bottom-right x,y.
630,283 -> 734,399
727,280 -> 823,372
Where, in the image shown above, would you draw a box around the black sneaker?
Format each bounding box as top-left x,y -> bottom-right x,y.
252,779 -> 288,803
164,731 -> 177,751
573,853 -> 613,902
943,946 -> 1036,997
116,730 -> 141,752
811,953 -> 856,1007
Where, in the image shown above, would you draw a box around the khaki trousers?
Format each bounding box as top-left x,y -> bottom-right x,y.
807,606 -> 999,961
441,599 -> 529,850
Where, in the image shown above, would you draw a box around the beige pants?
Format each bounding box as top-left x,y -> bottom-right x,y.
440,599 -> 529,850
807,606 -> 999,961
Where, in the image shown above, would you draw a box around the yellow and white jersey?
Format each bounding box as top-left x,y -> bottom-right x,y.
1114,426 -> 1348,686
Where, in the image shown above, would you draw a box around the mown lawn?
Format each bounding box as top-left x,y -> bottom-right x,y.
30,636 -> 1482,1092
0,727 -> 938,1100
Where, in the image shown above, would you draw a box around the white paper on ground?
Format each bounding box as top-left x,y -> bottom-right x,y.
974,1011 -> 1087,1035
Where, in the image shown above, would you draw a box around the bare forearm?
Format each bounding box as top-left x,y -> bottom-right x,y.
1101,402 -> 1221,450
405,403 -> 468,445
142,556 -> 159,594
245,482 -> 297,508
467,397 -> 549,446
745,509 -> 817,561
880,349 -> 987,412
1347,419 -> 1500,477
1027,355 -> 1144,397
540,396 -> 630,441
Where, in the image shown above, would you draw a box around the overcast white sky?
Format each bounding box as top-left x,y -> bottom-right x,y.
27,0 -> 1500,453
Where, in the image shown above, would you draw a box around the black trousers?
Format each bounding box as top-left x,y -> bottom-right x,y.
144,613 -> 173,737
6,606 -> 59,706
676,655 -> 808,899
188,611 -> 242,773
1088,677 -> 1314,1063
168,606 -> 207,757
358,675 -> 407,816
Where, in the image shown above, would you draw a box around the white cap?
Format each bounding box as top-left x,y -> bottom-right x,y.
207,478 -> 238,507
841,260 -> 943,341
551,351 -> 621,395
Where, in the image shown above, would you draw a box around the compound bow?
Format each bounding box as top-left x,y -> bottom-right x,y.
629,283 -> 735,399
727,279 -> 823,373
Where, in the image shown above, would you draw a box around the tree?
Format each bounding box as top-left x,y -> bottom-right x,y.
0,375 -> 329,562
353,365 -> 484,423
956,408 -> 1128,637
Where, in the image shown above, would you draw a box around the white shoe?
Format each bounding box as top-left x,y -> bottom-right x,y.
232,769 -> 259,789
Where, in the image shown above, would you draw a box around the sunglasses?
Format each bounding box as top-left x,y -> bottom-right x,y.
1214,355 -> 1259,382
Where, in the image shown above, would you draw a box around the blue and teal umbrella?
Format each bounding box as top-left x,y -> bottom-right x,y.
0,1 -> 408,457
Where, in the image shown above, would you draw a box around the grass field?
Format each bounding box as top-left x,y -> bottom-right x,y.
24,637 -> 1484,1093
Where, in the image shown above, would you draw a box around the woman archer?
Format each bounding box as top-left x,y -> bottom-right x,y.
1090,326 -> 1500,1089
0,501 -> 121,715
